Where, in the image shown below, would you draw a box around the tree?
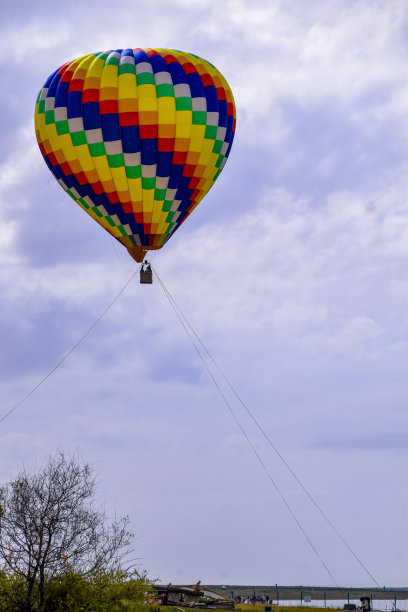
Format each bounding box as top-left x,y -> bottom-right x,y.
44,569 -> 148,611
0,453 -> 141,611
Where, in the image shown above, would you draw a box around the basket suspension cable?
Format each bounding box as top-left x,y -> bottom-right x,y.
153,264 -> 389,598
153,265 -> 343,590
152,267 -> 383,592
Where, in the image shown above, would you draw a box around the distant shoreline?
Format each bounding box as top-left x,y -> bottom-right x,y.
204,586 -> 408,601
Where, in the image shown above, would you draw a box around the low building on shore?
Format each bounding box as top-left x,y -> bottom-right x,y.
154,581 -> 235,609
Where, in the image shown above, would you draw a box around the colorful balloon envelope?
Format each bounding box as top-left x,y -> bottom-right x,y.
34,48 -> 236,262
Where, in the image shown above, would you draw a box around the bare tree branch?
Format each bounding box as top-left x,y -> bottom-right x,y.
0,452 -> 135,611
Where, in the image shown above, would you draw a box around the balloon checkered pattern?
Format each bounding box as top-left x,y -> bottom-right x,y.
35,48 -> 236,259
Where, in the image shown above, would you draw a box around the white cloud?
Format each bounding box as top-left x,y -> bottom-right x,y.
0,130 -> 40,196
198,0 -> 408,140
0,125 -> 41,264
155,182 -> 408,344
0,20 -> 72,63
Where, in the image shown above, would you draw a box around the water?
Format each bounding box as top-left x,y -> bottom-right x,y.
273,600 -> 407,611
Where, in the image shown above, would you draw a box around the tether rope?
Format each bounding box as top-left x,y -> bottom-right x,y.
152,267 -> 383,591
0,257 -> 388,599
0,268 -> 140,425
153,265 -> 393,598
153,265 -> 342,589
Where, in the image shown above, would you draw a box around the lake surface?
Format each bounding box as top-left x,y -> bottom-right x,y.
273,600 -> 406,611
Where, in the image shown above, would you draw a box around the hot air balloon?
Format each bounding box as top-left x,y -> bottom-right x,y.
34,48 -> 236,266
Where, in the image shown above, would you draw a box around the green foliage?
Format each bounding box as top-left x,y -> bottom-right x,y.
0,568 -> 149,611
46,568 -> 149,611
0,572 -> 8,611
0,570 -> 27,611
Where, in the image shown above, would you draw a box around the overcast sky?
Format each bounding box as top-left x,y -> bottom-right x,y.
0,0 -> 407,589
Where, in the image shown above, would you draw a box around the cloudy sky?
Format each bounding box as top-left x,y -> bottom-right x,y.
0,0 -> 407,589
